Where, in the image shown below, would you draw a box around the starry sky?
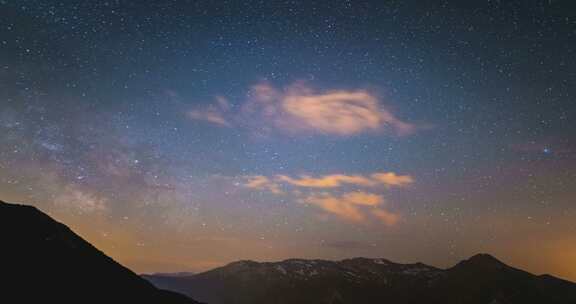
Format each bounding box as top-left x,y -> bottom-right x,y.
1,0 -> 576,281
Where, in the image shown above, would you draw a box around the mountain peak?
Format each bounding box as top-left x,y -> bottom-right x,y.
467,253 -> 504,264
224,260 -> 260,270
453,253 -> 508,271
230,259 -> 259,265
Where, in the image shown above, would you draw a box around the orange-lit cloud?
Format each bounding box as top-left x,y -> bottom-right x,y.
188,82 -> 415,137
243,175 -> 282,194
370,172 -> 414,187
338,191 -> 384,206
305,193 -> 366,221
372,208 -> 401,226
247,82 -> 416,136
241,172 -> 410,225
304,191 -> 399,224
277,174 -> 373,188
277,172 -> 413,188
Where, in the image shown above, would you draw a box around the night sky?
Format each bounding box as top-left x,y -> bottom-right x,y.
1,1 -> 576,281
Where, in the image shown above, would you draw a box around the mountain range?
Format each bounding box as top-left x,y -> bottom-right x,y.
0,200 -> 201,304
143,253 -> 576,304
2,198 -> 575,304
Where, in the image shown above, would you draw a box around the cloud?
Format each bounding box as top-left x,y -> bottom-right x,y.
188,110 -> 229,126
304,191 -> 399,224
188,81 -> 415,137
277,174 -> 373,188
304,192 -> 367,221
277,172 -> 413,188
372,208 -> 401,226
187,97 -> 231,126
370,172 -> 414,187
335,191 -> 384,206
243,175 -> 283,194
240,172 -> 411,226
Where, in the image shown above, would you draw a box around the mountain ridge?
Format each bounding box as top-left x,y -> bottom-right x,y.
144,253 -> 576,304
144,253 -> 549,280
3,199 -> 575,304
0,200 -> 202,304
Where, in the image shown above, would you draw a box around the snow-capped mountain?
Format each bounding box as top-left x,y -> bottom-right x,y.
143,254 -> 576,304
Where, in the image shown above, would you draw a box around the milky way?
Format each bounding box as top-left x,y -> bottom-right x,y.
1,1 -> 576,280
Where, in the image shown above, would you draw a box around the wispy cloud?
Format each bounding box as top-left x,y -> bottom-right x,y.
241,172 -> 413,191
187,96 -> 231,126
303,191 -> 399,225
304,192 -> 367,222
370,172 -> 414,187
371,208 -> 400,226
240,172 -> 411,225
187,81 -> 416,137
244,175 -> 283,194
277,172 -> 413,188
277,174 -> 373,188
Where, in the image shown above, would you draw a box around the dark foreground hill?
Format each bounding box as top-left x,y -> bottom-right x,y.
144,254 -> 576,304
0,200 -> 201,304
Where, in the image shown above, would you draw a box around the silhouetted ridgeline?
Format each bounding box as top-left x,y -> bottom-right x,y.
0,200 -> 201,304
144,254 -> 576,304
3,199 -> 575,304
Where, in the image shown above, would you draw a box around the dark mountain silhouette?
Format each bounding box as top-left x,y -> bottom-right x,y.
0,200 -> 202,304
144,254 -> 576,304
